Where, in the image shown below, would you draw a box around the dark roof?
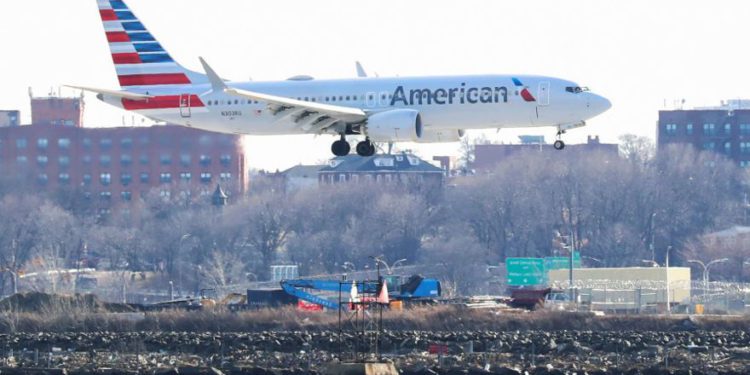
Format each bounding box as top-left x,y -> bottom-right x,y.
281,165 -> 325,178
319,153 -> 443,173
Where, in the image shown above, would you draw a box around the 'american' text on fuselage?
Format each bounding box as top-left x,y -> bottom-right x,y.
390,84 -> 509,106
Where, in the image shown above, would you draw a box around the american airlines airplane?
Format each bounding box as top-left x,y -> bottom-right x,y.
73,0 -> 611,157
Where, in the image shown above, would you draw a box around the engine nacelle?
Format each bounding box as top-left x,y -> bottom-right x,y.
366,109 -> 423,142
414,129 -> 465,143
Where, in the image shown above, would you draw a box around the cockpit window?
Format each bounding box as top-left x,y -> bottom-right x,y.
565,86 -> 589,93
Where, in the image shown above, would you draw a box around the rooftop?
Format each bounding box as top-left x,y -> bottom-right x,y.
319,153 -> 444,173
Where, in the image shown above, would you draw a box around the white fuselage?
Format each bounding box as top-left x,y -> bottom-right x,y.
103,74 -> 610,137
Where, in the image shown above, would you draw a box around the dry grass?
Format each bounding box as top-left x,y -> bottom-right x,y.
0,302 -> 748,333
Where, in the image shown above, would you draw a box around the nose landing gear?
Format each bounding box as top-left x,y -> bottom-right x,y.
553,129 -> 566,150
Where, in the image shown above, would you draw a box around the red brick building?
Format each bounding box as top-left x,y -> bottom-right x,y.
0,96 -> 245,214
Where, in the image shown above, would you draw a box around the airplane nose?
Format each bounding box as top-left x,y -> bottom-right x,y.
587,93 -> 612,116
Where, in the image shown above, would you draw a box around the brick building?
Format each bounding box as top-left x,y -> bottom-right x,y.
0,110 -> 20,127
30,95 -> 84,127
473,135 -> 618,172
658,100 -> 750,167
0,96 -> 246,214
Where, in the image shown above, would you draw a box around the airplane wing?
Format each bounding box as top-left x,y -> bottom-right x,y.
64,85 -> 154,101
199,57 -> 367,132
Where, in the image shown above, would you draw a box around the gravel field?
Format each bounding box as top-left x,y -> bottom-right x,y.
0,329 -> 748,374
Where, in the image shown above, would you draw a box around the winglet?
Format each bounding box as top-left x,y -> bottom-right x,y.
355,61 -> 368,78
199,57 -> 227,91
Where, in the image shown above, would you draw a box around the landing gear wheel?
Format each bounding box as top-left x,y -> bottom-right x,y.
553,140 -> 565,150
356,139 -> 376,157
331,139 -> 350,156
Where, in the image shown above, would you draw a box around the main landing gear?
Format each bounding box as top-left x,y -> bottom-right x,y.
355,139 -> 376,157
331,135 -> 350,157
553,129 -> 566,150
331,135 -> 376,157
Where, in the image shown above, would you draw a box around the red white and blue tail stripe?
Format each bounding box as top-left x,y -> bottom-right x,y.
97,0 -> 207,88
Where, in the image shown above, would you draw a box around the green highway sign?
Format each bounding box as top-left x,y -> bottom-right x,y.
544,252 -> 581,271
506,258 -> 547,286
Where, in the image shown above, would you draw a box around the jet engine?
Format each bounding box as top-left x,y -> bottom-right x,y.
366,109 -> 423,142
414,129 -> 465,143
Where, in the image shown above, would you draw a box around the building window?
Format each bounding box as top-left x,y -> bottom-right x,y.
200,172 -> 212,183
664,124 -> 677,135
16,138 -> 27,149
37,155 -> 48,167
83,138 -> 92,149
724,123 -> 732,135
100,155 -> 111,167
100,173 -> 112,186
83,155 -> 92,165
16,156 -> 27,164
58,138 -> 71,149
199,155 -> 211,166
686,124 -> 693,135
160,173 -> 172,183
741,161 -> 750,168
199,135 -> 212,146
220,154 -> 231,166
37,138 -> 48,149
121,154 -> 133,166
83,174 -> 92,185
100,138 -> 113,150
139,155 -> 149,165
220,172 -> 232,181
338,174 -> 347,182
100,191 -> 112,201
140,172 -> 149,183
58,156 -> 70,167
139,136 -> 150,146
702,142 -> 715,151
121,138 -> 133,149
725,142 -> 732,154
58,173 -> 70,184
703,123 -> 716,136
180,172 -> 191,182
741,142 -> 750,154
121,191 -> 132,201
180,154 -> 191,166
37,174 -> 48,185
121,173 -> 132,186
740,124 -> 750,136
160,190 -> 171,199
160,154 -> 171,165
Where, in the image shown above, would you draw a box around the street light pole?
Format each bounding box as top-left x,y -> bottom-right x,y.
665,246 -> 672,316
688,258 -> 729,300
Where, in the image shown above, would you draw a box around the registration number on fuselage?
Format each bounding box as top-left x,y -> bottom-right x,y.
221,110 -> 242,117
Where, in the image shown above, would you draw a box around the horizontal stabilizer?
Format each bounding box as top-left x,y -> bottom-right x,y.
65,85 -> 154,101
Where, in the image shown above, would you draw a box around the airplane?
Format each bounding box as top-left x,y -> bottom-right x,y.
72,0 -> 611,157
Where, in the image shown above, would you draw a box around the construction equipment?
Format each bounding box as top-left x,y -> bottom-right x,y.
280,275 -> 440,310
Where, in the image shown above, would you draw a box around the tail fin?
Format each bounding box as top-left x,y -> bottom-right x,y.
96,0 -> 207,89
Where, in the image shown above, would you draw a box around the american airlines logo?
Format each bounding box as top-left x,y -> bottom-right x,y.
390,83 -> 509,106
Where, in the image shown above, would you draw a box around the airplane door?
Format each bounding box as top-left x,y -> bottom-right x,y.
537,81 -> 550,106
179,94 -> 191,118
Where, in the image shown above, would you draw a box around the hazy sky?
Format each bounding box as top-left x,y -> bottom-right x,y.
1,1 -> 748,170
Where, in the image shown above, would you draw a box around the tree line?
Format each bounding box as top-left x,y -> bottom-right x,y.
0,136 -> 747,297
